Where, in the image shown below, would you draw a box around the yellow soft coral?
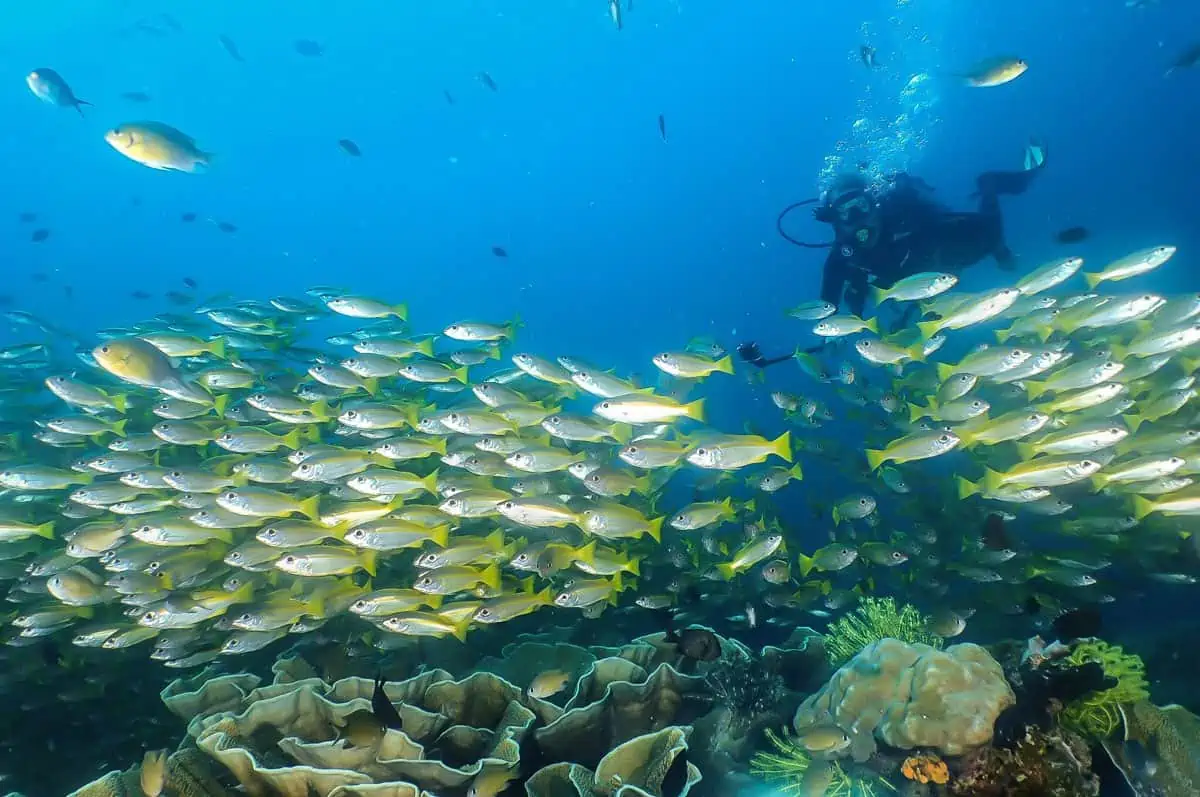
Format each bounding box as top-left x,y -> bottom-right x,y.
901,754 -> 949,785
823,597 -> 943,666
1060,640 -> 1149,740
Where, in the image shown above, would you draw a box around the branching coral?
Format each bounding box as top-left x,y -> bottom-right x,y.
823,597 -> 942,666
1060,640 -> 1149,740
704,652 -> 784,734
750,728 -> 894,796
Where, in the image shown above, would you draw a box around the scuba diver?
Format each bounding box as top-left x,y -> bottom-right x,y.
778,140 -> 1047,319
742,141 -> 1045,370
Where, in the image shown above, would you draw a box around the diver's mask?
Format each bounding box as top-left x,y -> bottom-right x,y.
827,189 -> 880,249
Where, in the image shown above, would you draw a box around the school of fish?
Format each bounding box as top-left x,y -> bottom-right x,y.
0,243 -> 1196,666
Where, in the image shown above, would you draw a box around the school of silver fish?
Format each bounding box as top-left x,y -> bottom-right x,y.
0,243 -> 1196,667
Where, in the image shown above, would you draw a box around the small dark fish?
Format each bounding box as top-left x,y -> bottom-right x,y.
165,291 -> 194,306
219,34 -> 245,62
443,89 -> 455,105
658,114 -> 666,142
18,212 -> 36,223
338,139 -> 362,157
130,196 -> 142,208
1055,226 -> 1089,244
31,229 -> 50,243
371,673 -> 404,731
1165,43 -> 1200,76
31,272 -> 49,283
658,607 -> 720,662
217,221 -> 238,234
491,246 -> 508,258
982,513 -> 1010,550
295,39 -> 324,57
120,91 -> 152,103
63,286 -> 74,299
183,277 -> 197,289
860,45 -> 878,68
180,212 -> 197,223
478,71 -> 499,92
130,291 -> 152,300
1052,606 -> 1102,641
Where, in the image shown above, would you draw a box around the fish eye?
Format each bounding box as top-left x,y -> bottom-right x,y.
626,446 -> 638,454
696,448 -> 708,456
282,556 -> 296,565
142,612 -> 154,622
100,346 -> 110,354
223,491 -> 237,501
939,435 -> 951,443
891,552 -> 903,561
299,464 -> 312,472
674,514 -> 685,522
477,608 -> 492,618
237,613 -> 252,623
501,501 -> 513,510
972,401 -> 983,408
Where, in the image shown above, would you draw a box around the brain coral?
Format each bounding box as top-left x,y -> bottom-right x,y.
793,638 -> 1014,760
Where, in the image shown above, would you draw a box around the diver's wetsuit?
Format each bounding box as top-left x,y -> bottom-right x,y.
820,169 -> 1037,317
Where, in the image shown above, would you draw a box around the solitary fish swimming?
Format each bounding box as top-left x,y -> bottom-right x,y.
958,56 -> 1028,87
105,121 -> 211,172
26,68 -> 91,115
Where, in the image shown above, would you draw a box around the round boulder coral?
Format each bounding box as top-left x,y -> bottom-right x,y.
793,638 -> 1015,759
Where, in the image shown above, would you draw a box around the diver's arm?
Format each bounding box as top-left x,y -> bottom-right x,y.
819,250 -> 849,309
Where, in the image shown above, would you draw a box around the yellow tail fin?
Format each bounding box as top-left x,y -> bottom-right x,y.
772,431 -> 792,463
685,398 -> 706,422
865,449 -> 886,472
1083,272 -> 1104,290
715,354 -> 735,375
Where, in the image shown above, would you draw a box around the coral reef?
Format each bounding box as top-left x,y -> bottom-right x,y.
1102,700 -> 1200,796
822,596 -> 943,666
749,728 -> 894,796
948,725 -> 1100,797
1060,640 -> 1149,740
60,627 -> 840,797
793,639 -> 1014,760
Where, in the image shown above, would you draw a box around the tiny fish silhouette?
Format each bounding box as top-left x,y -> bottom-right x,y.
217,221 -> 238,234
1055,226 -> 1089,244
860,45 -> 878,68
443,89 -> 455,105
491,246 -> 508,258
478,72 -> 498,91
120,91 -> 152,103
338,139 -> 362,156
166,291 -> 193,306
219,34 -> 245,62
295,39 -> 324,57
31,272 -> 49,283
180,212 -> 197,223
31,229 -> 50,243
130,290 -> 152,300
658,114 -> 666,141
63,286 -> 74,299
183,277 -> 197,289
18,212 -> 36,223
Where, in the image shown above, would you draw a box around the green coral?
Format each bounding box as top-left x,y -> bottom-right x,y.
1060,640 -> 1150,740
750,728 -> 894,797
822,597 -> 942,666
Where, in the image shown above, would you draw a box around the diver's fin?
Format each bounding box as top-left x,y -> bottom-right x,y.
1023,138 -> 1046,171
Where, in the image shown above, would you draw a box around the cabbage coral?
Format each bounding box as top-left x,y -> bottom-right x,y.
1060,640 -> 1149,740
823,596 -> 943,666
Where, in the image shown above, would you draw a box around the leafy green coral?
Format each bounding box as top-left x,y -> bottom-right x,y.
1060,640 -> 1149,740
750,728 -> 894,796
823,596 -> 942,666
